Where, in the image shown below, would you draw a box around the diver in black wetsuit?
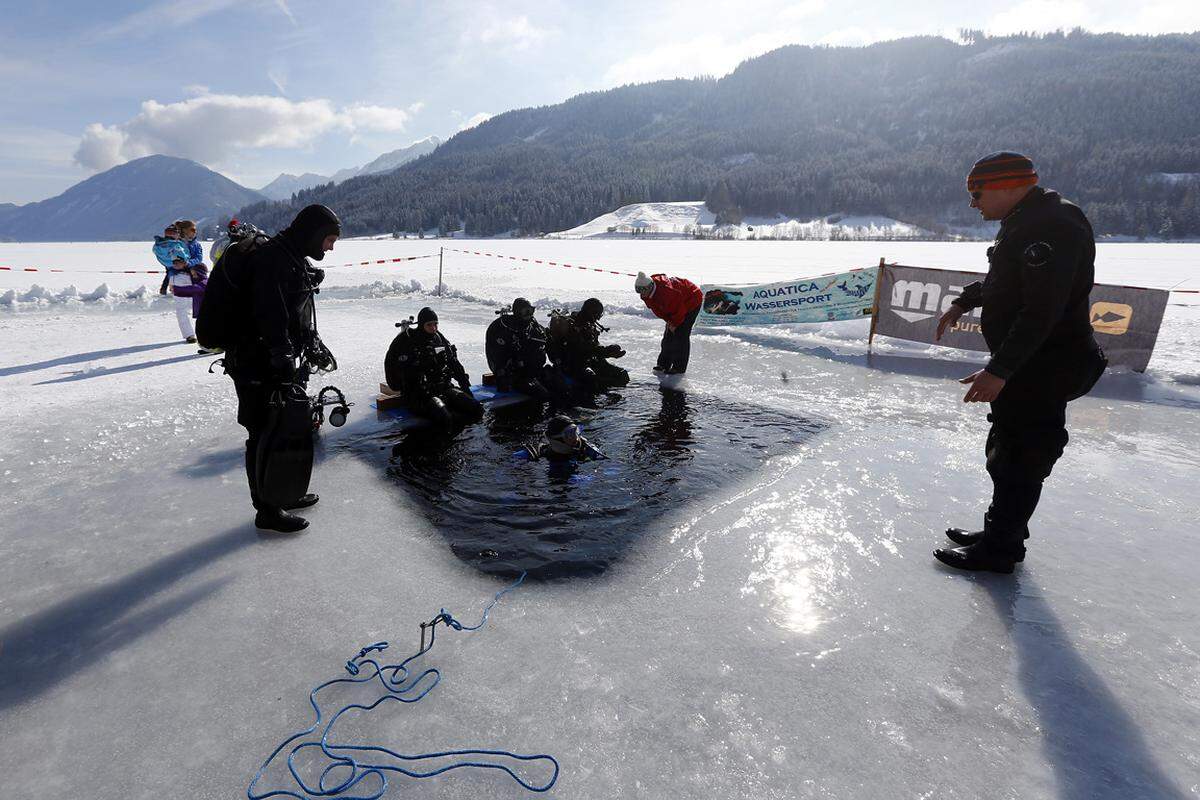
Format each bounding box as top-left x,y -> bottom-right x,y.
384,307 -> 483,429
546,298 -> 628,392
485,297 -> 562,399
523,414 -> 605,461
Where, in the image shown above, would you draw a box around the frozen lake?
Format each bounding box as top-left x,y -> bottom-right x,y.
1,239 -> 1198,798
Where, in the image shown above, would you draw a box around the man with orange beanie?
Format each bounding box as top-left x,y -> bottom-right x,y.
933,152 -> 1106,573
635,272 -> 703,375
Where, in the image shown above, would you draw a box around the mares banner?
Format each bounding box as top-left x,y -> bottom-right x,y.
698,269 -> 877,326
873,263 -> 1169,372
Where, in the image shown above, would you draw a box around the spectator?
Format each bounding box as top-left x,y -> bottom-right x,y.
152,224 -> 195,342
173,219 -> 215,353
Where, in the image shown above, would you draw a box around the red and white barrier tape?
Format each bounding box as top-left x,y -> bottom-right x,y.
0,266 -> 161,274
0,253 -> 438,275
443,247 -> 639,278
324,254 -> 438,269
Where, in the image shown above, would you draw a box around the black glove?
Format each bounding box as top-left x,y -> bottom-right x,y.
268,351 -> 296,383
603,344 -> 626,359
308,267 -> 325,287
457,376 -> 472,394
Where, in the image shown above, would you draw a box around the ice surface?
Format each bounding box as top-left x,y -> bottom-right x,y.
1,240 -> 1198,799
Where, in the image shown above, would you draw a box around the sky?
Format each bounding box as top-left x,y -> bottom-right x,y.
1,0 -> 1199,205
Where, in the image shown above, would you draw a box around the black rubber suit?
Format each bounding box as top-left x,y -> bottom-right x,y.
224,204 -> 339,516
385,317 -> 483,428
951,186 -> 1107,558
547,301 -> 629,391
485,309 -> 554,398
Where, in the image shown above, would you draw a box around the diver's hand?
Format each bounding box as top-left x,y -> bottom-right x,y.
937,305 -> 965,341
960,369 -> 1005,403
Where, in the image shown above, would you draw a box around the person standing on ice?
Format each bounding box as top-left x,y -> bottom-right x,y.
635,272 -> 703,375
932,152 -> 1107,574
224,204 -> 341,533
170,219 -> 218,354
152,223 -> 196,343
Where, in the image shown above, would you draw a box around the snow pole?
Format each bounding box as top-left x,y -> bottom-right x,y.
438,247 -> 444,297
867,257 -> 885,354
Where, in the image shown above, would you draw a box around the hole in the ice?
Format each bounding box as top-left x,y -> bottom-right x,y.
356,382 -> 826,579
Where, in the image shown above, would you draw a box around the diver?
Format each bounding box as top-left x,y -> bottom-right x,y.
485,297 -> 558,399
384,306 -> 483,429
546,298 -> 629,392
520,414 -> 605,461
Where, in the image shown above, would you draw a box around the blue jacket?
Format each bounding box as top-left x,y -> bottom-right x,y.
153,237 -> 189,271
185,238 -> 204,267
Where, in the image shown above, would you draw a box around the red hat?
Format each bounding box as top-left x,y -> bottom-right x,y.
967,152 -> 1038,192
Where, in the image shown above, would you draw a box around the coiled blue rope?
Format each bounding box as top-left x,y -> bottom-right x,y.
248,573 -> 559,799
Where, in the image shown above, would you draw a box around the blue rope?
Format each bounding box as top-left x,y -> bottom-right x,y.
248,573 -> 559,799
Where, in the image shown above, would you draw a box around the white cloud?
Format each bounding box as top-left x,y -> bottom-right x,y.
73,94 -> 423,172
458,112 -> 493,131
94,0 -> 295,38
601,0 -> 828,86
986,0 -> 1200,36
987,0 -> 1091,35
463,14 -> 555,52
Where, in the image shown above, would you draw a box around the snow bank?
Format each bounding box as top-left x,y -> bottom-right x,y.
548,201 -> 934,240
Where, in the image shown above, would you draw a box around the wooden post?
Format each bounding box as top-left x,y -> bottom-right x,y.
438,247 -> 444,297
867,257 -> 885,354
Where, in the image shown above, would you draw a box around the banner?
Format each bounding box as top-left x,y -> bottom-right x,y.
698,269 -> 877,326
873,264 -> 1169,372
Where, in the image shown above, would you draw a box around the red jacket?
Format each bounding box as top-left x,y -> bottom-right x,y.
642,274 -> 702,327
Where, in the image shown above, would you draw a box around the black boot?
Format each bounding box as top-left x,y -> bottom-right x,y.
945,528 -> 1026,560
284,493 -> 319,510
933,542 -> 1016,574
255,508 -> 310,533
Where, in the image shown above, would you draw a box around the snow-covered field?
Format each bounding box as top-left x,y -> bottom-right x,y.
2,239 -> 1199,799
546,200 -> 931,239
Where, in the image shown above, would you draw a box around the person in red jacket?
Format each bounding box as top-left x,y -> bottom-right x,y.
635,271 -> 703,375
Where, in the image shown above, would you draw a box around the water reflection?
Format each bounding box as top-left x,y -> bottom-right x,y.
358,383 -> 825,579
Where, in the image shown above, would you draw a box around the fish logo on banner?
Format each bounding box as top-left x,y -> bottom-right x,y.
1089,302 -> 1133,335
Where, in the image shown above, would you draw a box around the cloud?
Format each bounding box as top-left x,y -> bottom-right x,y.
73,94 -> 423,172
462,14 -> 555,52
458,112 -> 493,131
985,0 -> 1200,36
987,0 -> 1091,35
94,0 -> 294,38
601,0 -> 827,86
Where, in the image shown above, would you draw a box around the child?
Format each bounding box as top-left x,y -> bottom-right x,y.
151,223 -> 196,342
173,220 -> 217,353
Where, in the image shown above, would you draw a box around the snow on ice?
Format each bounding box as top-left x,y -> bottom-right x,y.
1,239 -> 1198,799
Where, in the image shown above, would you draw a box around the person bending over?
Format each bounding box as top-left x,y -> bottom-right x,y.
635,272 -> 702,375
385,307 -> 483,429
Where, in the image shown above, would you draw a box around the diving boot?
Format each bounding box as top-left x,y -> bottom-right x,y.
255,508 -> 310,533
933,542 -> 1017,574
284,493 -> 319,511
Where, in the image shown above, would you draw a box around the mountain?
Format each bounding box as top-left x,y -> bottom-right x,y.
239,32 -> 1200,239
258,172 -> 330,201
257,136 -> 442,200
0,155 -> 266,242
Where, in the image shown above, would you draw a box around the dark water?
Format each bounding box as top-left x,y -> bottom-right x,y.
350,383 -> 825,579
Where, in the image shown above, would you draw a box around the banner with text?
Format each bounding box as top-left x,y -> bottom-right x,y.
873,264 -> 1168,372
698,269 -> 877,326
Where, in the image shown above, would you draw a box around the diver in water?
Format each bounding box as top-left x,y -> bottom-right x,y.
522,414 -> 605,461
384,306 -> 483,429
546,298 -> 629,392
485,297 -> 560,399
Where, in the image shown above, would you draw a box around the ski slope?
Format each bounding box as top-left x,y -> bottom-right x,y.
1,239 -> 1198,799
